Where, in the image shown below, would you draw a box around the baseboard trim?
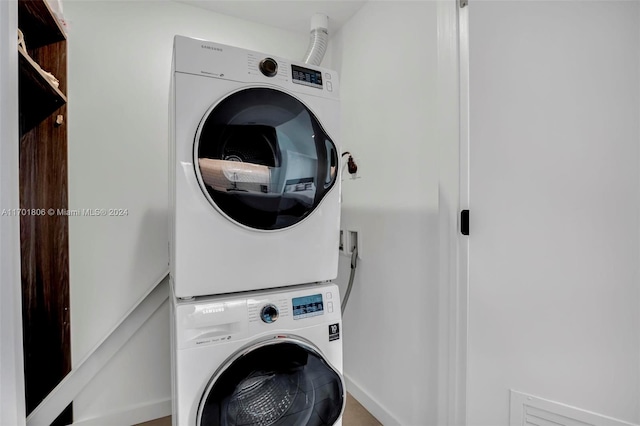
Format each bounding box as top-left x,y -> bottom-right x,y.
72,398 -> 171,426
344,373 -> 403,426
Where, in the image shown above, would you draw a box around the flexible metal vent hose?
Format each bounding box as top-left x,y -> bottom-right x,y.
303,14 -> 329,66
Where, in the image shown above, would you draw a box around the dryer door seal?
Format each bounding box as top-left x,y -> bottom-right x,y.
196,336 -> 345,426
194,87 -> 338,231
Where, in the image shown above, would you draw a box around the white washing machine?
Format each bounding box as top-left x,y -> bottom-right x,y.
170,36 -> 341,298
171,282 -> 345,426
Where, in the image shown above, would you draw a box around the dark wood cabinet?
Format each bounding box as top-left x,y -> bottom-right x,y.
18,0 -> 71,424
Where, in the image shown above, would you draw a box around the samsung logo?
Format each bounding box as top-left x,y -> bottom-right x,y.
202,306 -> 224,314
201,45 -> 223,52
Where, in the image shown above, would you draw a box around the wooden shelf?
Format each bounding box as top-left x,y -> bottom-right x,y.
17,3 -> 72,419
18,47 -> 66,134
18,0 -> 66,48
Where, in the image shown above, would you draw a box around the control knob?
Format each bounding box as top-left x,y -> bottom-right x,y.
259,58 -> 278,77
260,304 -> 279,323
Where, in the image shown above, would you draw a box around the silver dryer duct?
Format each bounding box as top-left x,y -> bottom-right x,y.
303,13 -> 329,66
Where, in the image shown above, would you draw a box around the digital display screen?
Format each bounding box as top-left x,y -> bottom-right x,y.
292,293 -> 324,319
292,65 -> 323,89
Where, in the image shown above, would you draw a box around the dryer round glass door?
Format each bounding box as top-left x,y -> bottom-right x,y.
196,337 -> 345,426
195,87 -> 338,231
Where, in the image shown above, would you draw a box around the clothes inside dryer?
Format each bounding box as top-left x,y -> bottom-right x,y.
197,340 -> 344,426
196,88 -> 338,230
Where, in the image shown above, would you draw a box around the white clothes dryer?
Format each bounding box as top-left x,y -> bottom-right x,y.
171,282 -> 345,426
170,36 -> 341,298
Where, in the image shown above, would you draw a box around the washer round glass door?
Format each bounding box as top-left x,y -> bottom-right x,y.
197,338 -> 345,426
195,87 -> 338,231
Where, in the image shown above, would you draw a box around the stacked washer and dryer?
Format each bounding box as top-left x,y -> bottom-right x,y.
169,35 -> 345,426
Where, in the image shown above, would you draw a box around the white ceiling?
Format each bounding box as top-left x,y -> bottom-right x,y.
176,1 -> 367,34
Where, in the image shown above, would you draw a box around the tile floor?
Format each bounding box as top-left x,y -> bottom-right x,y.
136,393 -> 381,426
343,393 -> 382,426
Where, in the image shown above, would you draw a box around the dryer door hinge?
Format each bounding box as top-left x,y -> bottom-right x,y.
461,210 -> 469,236
460,0 -> 468,8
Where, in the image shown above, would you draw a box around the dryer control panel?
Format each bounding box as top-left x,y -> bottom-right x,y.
291,65 -> 323,89
173,35 -> 339,99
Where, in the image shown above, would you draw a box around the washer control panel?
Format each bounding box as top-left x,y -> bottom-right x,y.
175,283 -> 340,349
246,284 -> 340,331
260,303 -> 279,323
292,293 -> 324,320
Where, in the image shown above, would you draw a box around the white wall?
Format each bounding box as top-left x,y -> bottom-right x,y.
467,1 -> 640,424
61,1 -> 640,424
330,2 -> 441,424
436,0 -> 466,424
64,1 -> 310,422
0,1 -> 26,425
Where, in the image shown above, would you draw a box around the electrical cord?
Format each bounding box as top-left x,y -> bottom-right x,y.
341,151 -> 358,176
341,246 -> 358,314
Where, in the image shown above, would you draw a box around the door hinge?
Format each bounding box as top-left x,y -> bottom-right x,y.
461,210 -> 469,236
460,0 -> 468,8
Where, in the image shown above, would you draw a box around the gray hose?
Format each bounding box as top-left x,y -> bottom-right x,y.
341,246 -> 358,314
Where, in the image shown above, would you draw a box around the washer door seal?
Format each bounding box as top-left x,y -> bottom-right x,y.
196,336 -> 345,426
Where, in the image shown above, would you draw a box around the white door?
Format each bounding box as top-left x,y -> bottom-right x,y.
466,1 -> 640,424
